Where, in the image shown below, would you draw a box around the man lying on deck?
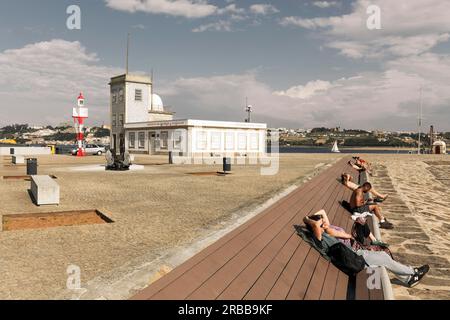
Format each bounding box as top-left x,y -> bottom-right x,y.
350,182 -> 394,229
303,213 -> 429,288
348,157 -> 373,175
341,173 -> 388,202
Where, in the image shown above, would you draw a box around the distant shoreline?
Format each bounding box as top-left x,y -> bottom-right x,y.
280,145 -> 416,151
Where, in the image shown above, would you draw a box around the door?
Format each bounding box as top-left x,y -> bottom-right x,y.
435,146 -> 441,154
149,131 -> 156,155
119,134 -> 125,155
112,134 -> 117,153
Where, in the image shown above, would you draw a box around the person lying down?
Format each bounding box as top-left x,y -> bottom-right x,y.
302,210 -> 429,288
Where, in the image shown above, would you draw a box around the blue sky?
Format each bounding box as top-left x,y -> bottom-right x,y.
1,0 -> 450,130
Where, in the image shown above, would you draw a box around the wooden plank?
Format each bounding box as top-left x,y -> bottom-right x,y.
215,160 -> 348,299
355,271 -> 370,300
218,162 -> 347,300
148,159 -> 349,300
291,182 -> 347,300
269,179 -> 343,300
243,159 -> 350,300
186,160 -> 347,300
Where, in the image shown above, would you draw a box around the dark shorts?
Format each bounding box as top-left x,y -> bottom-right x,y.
354,204 -> 370,214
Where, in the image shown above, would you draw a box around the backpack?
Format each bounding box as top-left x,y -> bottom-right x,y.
327,242 -> 366,276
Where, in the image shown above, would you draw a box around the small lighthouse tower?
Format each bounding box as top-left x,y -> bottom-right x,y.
73,92 -> 88,157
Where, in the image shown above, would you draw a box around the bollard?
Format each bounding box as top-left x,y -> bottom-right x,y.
168,151 -> 173,165
223,157 -> 231,173
26,158 -> 38,175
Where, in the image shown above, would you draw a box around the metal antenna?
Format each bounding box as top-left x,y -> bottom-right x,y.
126,33 -> 130,74
418,86 -> 423,155
150,68 -> 154,111
245,97 -> 252,123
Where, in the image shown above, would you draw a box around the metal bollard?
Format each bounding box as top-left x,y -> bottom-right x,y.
223,157 -> 231,173
26,158 -> 38,175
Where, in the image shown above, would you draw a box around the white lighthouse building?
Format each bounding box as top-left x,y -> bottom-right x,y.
109,73 -> 267,157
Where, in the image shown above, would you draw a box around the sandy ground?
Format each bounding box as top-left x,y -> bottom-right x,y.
367,154 -> 450,300
0,153 -> 342,300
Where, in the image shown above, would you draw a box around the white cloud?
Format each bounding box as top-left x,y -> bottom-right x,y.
312,1 -> 339,9
104,0 -> 218,19
274,80 -> 337,99
249,4 -> 279,15
281,0 -> 450,59
192,20 -> 232,33
159,56 -> 450,130
0,40 -> 121,126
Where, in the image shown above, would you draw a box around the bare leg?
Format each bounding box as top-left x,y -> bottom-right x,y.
369,204 -> 385,221
371,187 -> 387,199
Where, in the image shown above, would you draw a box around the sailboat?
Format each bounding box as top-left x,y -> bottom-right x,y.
331,141 -> 340,153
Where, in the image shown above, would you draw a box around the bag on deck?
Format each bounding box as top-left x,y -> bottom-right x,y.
327,242 -> 366,276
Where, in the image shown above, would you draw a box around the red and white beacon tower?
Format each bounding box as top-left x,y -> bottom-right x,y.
73,92 -> 88,157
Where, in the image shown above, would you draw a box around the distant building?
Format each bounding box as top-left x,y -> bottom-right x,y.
109,74 -> 267,156
432,141 -> 447,154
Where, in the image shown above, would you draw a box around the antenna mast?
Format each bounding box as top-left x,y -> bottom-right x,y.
245,97 -> 252,123
418,86 -> 423,155
150,68 -> 154,111
126,33 -> 130,74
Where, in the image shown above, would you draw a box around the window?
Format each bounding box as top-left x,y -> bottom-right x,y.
112,114 -> 117,127
249,132 -> 259,150
173,131 -> 183,150
196,131 -> 207,150
118,88 -> 124,102
119,114 -> 124,126
225,132 -> 234,150
135,89 -> 142,101
138,132 -> 145,149
160,131 -> 168,150
211,132 -> 221,150
129,132 -> 136,149
238,133 -> 247,150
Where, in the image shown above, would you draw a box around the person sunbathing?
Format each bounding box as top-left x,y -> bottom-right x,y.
341,173 -> 388,202
303,214 -> 429,288
308,209 -> 387,248
348,157 -> 373,175
349,182 -> 393,229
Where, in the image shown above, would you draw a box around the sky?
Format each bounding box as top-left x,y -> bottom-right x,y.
0,0 -> 449,131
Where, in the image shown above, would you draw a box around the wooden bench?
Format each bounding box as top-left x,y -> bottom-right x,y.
132,157 -> 384,300
30,175 -> 60,206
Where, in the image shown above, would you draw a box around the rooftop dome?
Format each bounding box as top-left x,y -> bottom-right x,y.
151,94 -> 164,111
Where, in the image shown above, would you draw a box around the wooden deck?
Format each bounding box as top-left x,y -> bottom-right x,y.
132,157 -> 384,300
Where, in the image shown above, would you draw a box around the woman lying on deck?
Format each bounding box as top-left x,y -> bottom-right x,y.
303,211 -> 429,288
341,173 -> 388,202
307,210 -> 390,253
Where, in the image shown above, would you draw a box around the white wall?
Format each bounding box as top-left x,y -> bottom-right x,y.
0,147 -> 51,156
125,82 -> 151,124
190,127 -> 265,154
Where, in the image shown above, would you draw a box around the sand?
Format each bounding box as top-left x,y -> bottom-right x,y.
367,154 -> 450,300
0,153 -> 341,300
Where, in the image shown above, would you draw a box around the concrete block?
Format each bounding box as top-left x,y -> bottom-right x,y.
30,175 -> 60,206
12,155 -> 25,164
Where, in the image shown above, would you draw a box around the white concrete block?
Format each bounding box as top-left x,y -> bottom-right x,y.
31,175 -> 60,206
12,155 -> 25,164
